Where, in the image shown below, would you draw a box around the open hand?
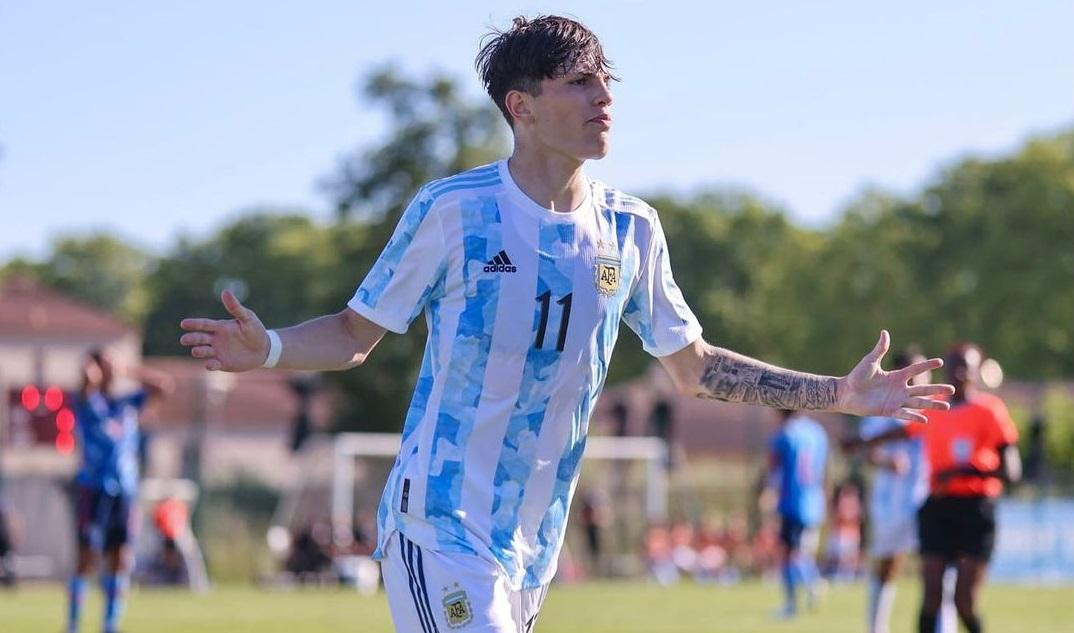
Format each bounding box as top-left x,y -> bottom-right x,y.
179,290 -> 270,372
836,331 -> 954,423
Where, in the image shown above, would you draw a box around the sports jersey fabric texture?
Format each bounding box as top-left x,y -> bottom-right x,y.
348,160 -> 702,590
770,415 -> 828,527
74,390 -> 146,496
860,416 -> 928,521
907,393 -> 1019,497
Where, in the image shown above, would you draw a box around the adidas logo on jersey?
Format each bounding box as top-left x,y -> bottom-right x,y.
483,250 -> 517,273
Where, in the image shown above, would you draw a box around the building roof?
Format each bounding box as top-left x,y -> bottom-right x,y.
0,276 -> 134,339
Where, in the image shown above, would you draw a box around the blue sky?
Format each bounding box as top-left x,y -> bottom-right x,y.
2,1 -> 1071,260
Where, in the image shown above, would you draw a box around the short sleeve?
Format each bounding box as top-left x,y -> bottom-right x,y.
621,213 -> 702,357
985,398 -> 1020,447
348,187 -> 448,334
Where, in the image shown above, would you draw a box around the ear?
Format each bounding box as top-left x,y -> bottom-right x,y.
504,89 -> 533,126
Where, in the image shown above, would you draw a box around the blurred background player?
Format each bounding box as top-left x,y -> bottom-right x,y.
67,349 -> 172,633
853,343 -> 1020,633
765,409 -> 829,618
859,346 -> 938,633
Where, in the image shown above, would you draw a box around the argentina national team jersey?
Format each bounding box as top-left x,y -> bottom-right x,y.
348,160 -> 701,589
860,416 -> 928,522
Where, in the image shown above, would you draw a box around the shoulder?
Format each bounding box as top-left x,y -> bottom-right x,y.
420,163 -> 505,207
591,180 -> 659,223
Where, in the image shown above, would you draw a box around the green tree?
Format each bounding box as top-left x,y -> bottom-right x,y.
2,233 -> 153,324
142,213 -> 343,356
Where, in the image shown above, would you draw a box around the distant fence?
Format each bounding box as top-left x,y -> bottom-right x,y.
991,498 -> 1074,584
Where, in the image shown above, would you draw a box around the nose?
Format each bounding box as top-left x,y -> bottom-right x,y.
595,77 -> 613,108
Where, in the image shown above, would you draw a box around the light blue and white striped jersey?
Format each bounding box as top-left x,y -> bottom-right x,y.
348,160 -> 702,589
860,416 -> 929,522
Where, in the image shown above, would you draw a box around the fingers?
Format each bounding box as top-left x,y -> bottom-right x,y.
892,408 -> 928,424
907,384 -> 956,397
221,289 -> 251,323
180,318 -> 225,332
190,345 -> 215,359
903,396 -> 950,411
897,358 -> 943,379
179,332 -> 213,347
868,330 -> 890,363
205,359 -> 223,371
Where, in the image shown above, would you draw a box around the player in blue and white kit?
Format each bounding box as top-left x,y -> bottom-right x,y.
767,410 -> 828,618
67,349 -> 171,633
179,15 -> 953,632
860,348 -> 952,633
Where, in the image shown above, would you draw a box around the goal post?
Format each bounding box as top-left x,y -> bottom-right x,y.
330,432 -> 668,546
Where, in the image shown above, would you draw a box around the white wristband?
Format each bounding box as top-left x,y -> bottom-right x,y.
262,329 -> 283,368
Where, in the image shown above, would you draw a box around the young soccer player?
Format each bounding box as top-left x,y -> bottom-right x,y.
766,410 -> 828,618
179,15 -> 953,632
68,349 -> 172,633
851,343 -> 1020,633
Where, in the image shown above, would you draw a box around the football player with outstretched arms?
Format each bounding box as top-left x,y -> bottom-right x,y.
180,15 -> 952,632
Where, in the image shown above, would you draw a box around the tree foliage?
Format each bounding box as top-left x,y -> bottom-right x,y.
4,64 -> 1071,434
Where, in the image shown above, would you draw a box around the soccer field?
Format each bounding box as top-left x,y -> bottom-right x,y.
3,580 -> 1072,632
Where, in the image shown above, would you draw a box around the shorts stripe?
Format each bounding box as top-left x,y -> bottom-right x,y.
400,536 -> 434,633
413,545 -> 440,633
401,535 -> 438,631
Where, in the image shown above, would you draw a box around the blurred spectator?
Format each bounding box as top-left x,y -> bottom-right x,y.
139,498 -> 190,586
719,514 -> 752,581
285,522 -> 333,582
669,522 -> 698,577
823,481 -> 863,581
750,516 -> 781,579
694,519 -> 731,584
644,524 -> 678,586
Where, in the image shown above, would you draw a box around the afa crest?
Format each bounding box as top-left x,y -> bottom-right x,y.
442,585 -> 473,628
595,255 -> 621,296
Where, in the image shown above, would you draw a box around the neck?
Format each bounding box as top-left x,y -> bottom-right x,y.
507,145 -> 588,213
953,385 -> 974,403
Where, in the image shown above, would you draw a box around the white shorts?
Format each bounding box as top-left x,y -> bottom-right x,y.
381,532 -> 549,633
869,515 -> 918,558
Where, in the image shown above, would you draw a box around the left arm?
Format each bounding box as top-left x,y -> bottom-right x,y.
659,331 -> 953,421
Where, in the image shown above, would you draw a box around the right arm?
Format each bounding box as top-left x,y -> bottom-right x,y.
179,290 -> 387,372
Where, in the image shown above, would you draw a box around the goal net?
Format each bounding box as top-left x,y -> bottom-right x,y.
329,432 -> 668,579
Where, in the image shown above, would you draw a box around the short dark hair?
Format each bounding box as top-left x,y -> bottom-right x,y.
475,15 -> 616,125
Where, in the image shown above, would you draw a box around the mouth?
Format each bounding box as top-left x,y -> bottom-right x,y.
587,114 -> 612,130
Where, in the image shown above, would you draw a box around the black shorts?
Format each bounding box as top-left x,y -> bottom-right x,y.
779,517 -> 807,549
75,486 -> 137,551
918,495 -> 996,562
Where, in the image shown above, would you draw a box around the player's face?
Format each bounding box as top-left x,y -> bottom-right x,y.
96,352 -> 115,390
946,346 -> 981,388
528,68 -> 614,161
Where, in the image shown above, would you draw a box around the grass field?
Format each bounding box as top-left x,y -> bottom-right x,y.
3,580 -> 1072,632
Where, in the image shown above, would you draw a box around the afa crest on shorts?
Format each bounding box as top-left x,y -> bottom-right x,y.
595,254 -> 621,296
442,585 -> 473,628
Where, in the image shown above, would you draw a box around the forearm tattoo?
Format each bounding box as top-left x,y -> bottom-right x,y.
698,348 -> 838,410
